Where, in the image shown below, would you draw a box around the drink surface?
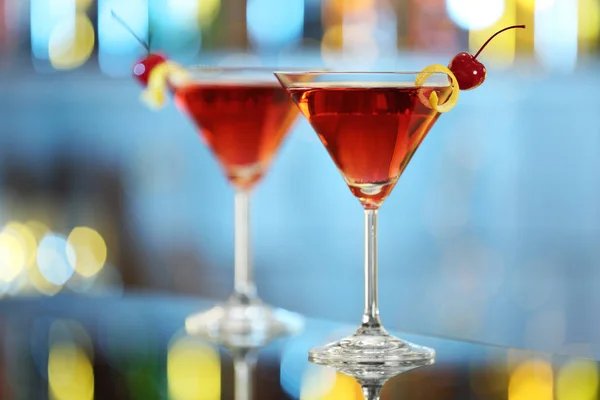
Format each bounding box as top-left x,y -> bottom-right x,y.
175,82 -> 298,190
289,84 -> 448,209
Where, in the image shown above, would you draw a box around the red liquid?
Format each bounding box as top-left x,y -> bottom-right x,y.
175,83 -> 298,190
289,85 -> 448,209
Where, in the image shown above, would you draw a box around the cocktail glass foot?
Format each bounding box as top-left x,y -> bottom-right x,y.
309,326 -> 434,371
186,294 -> 303,348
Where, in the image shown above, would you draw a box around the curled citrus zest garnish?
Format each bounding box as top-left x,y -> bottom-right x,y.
414,64 -> 460,113
141,61 -> 190,110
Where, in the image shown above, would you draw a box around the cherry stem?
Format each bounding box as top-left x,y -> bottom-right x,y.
110,10 -> 150,52
473,24 -> 526,59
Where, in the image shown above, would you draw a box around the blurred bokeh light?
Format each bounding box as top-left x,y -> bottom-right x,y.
300,367 -> 363,399
447,0 -> 505,30
11,0 -> 600,72
48,12 -> 95,70
67,226 -> 107,278
509,359 -> 554,400
0,218 -> 118,297
556,359 -> 599,400
37,233 -> 76,286
47,320 -> 95,400
0,224 -> 27,284
247,0 -> 304,50
167,333 -> 221,400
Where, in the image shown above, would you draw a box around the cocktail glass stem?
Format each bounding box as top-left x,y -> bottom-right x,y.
361,383 -> 382,400
361,209 -> 384,331
234,190 -> 257,302
233,350 -> 258,400
307,206 -> 434,367
185,184 -> 303,346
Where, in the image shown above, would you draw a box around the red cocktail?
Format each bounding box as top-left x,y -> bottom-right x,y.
175,82 -> 298,191
288,84 -> 449,209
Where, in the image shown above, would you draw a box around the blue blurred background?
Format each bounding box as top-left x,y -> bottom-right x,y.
1,0 -> 600,362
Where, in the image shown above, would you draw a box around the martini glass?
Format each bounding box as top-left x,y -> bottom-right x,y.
275,71 -> 452,367
171,67 -> 304,346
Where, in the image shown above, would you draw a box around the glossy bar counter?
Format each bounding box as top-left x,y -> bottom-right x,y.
0,295 -> 593,399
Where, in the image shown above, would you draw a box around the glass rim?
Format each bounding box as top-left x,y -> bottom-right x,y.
274,70 -> 449,76
274,70 -> 452,88
185,66 -> 329,73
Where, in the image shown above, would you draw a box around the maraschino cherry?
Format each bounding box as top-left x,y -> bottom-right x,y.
111,11 -> 167,87
449,24 -> 526,90
133,53 -> 167,86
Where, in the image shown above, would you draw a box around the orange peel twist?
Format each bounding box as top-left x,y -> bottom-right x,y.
141,61 -> 190,110
415,64 -> 460,113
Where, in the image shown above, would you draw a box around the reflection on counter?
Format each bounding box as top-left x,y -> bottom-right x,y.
0,296 -> 598,399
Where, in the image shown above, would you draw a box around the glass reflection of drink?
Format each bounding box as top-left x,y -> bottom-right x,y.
172,68 -> 304,345
276,71 -> 452,368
